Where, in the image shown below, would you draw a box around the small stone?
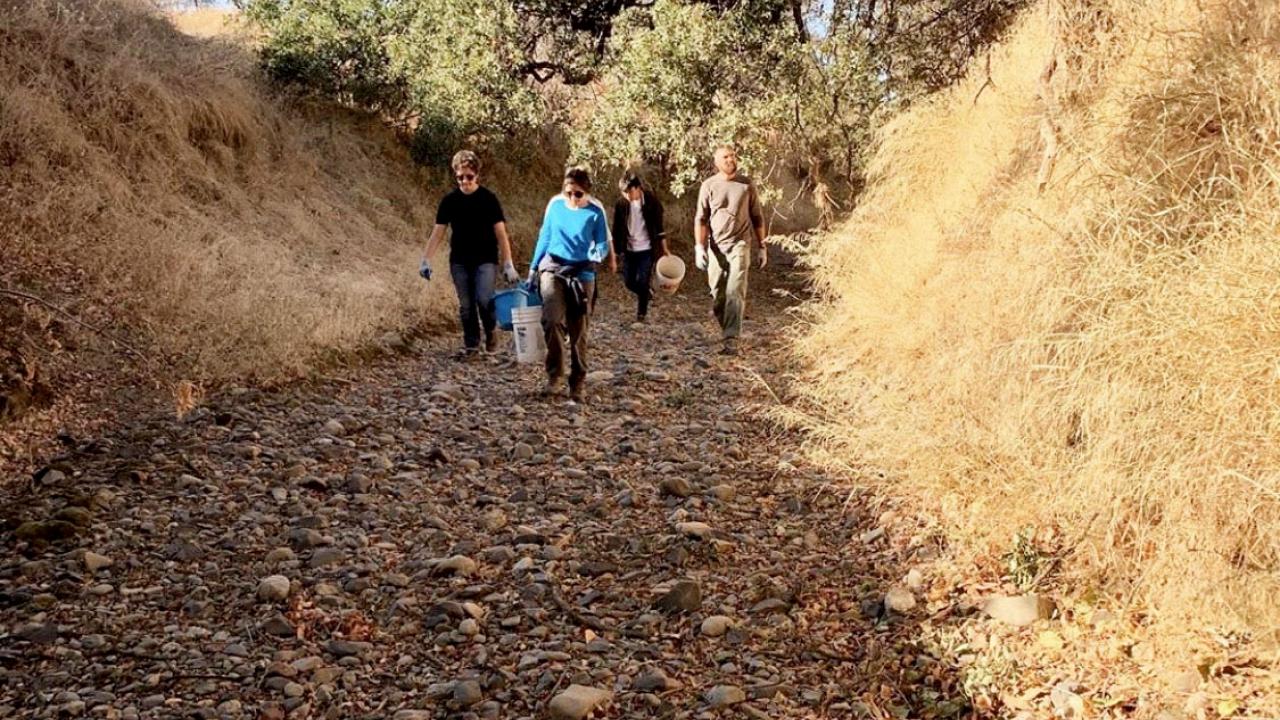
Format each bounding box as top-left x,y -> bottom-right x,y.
453,680 -> 483,707
459,619 -> 479,636
16,622 -> 58,644
257,575 -> 292,602
322,419 -> 345,436
675,521 -> 712,539
54,506 -> 93,526
884,586 -> 916,614
325,639 -> 371,657
261,614 -> 296,637
660,477 -> 693,498
15,520 -> 79,542
708,484 -> 736,502
700,615 -> 733,637
982,594 -> 1055,627
83,551 -> 113,573
654,579 -> 701,613
705,685 -> 746,708
392,712 -> 431,720
309,548 -> 344,569
548,685 -> 612,720
436,555 -> 477,576
905,568 -> 924,591
266,547 -> 296,563
283,682 -> 304,698
513,443 -> 534,460
634,669 -> 679,692
481,509 -> 508,532
288,528 -> 323,549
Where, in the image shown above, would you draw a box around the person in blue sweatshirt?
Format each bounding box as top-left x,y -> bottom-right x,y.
528,167 -> 617,403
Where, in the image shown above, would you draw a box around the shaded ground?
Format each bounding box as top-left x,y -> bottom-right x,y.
1,261 -> 970,719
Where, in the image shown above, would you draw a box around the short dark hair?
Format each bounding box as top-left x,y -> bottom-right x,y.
564,167 -> 592,191
618,171 -> 644,194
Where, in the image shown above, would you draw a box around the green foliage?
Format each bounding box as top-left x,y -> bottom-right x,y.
242,0 -> 543,156
241,0 -> 1028,184
571,2 -> 797,195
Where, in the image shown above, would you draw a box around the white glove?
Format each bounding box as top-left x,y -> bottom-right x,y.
525,268 -> 538,290
503,261 -> 518,284
695,244 -> 708,271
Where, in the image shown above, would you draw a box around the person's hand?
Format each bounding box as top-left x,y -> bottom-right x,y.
695,244 -> 708,271
418,259 -> 432,281
757,243 -> 768,269
503,261 -> 518,284
609,255 -> 619,274
525,268 -> 537,291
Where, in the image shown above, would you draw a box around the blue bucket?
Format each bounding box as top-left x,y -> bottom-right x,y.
494,286 -> 540,331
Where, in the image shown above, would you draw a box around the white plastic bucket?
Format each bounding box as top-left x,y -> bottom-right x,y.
653,255 -> 686,295
511,307 -> 545,363
511,306 -> 542,324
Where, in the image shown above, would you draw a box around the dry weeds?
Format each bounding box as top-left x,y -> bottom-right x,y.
788,0 -> 1280,711
1,0 -> 458,387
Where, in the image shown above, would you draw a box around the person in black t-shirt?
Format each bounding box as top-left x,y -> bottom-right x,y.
420,150 -> 519,355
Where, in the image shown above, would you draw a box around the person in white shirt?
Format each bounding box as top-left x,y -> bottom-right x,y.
610,172 -> 667,324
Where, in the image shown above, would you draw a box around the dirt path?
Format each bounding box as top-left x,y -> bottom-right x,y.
1,265 -> 958,719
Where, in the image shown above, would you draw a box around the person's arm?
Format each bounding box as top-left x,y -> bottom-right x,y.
612,198 -> 627,260
529,199 -> 555,277
424,224 -> 447,259
591,203 -> 616,273
495,222 -> 513,266
650,193 -> 667,257
749,182 -> 768,269
495,221 -> 519,282
694,182 -> 710,269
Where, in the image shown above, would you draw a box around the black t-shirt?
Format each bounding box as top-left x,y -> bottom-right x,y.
435,186 -> 505,267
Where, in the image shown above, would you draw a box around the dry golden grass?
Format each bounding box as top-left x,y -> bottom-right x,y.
789,0 -> 1280,692
167,7 -> 240,38
1,0 -> 461,385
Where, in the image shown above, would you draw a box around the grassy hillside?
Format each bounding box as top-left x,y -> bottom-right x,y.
791,0 -> 1279,662
1,0 -> 466,393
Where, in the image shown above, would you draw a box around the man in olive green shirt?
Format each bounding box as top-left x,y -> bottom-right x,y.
694,145 -> 768,355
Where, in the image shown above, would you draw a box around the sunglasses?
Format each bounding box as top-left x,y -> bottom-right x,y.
564,189 -> 585,199
456,173 -> 476,182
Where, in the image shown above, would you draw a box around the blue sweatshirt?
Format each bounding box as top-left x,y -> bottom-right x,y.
530,195 -> 610,280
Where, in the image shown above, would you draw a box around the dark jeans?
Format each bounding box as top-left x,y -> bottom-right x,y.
623,251 -> 654,318
450,262 -> 496,349
539,272 -> 595,391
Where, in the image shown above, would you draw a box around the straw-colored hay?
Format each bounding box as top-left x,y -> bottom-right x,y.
1,0 -> 455,383
790,0 -> 1280,642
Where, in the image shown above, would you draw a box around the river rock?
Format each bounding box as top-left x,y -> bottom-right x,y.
548,685 -> 612,720
257,575 -> 292,602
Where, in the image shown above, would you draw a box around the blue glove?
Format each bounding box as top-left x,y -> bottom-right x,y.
419,259 -> 432,281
